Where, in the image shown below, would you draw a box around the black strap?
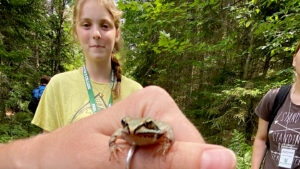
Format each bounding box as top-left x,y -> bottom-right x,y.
266,84 -> 292,148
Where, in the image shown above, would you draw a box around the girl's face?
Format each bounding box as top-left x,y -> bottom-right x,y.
75,0 -> 120,63
293,49 -> 300,76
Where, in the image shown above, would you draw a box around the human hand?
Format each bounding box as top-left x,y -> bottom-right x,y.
6,86 -> 236,169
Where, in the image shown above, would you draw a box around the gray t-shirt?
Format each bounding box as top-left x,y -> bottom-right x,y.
256,88 -> 300,169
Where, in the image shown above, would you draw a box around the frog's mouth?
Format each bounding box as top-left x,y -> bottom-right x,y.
134,127 -> 161,133
133,121 -> 160,134
135,130 -> 162,135
129,132 -> 164,146
134,128 -> 164,140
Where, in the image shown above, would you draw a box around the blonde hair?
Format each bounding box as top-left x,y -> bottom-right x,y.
295,40 -> 300,56
72,0 -> 123,98
293,40 -> 300,81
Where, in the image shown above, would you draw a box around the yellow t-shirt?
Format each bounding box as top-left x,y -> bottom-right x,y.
31,68 -> 143,132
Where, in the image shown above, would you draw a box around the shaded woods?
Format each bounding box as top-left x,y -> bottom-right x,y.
0,0 -> 300,168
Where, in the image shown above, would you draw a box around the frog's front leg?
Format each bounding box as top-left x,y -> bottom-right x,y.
157,125 -> 175,155
109,128 -> 125,160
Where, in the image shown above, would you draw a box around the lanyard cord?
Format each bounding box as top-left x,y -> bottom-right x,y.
83,65 -> 114,113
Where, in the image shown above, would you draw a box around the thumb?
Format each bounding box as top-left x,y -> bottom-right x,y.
131,142 -> 237,169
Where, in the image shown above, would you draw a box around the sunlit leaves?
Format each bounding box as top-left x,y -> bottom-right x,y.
151,31 -> 191,54
245,21 -> 252,28
234,0 -> 300,60
222,87 -> 262,99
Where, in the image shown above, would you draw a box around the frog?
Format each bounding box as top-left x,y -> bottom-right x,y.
109,116 -> 174,161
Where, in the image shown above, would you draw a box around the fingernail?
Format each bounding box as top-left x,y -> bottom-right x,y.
201,148 -> 236,169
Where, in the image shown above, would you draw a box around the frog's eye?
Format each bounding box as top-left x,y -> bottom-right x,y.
121,118 -> 128,128
144,119 -> 159,130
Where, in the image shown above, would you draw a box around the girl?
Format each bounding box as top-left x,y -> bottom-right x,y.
32,0 -> 142,132
251,40 -> 300,169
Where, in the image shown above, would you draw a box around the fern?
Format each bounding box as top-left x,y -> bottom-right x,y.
228,129 -> 252,169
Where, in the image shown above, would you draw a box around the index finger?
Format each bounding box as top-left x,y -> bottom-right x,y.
93,86 -> 204,143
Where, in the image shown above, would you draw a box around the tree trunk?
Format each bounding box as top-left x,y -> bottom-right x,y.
263,54 -> 272,78
243,28 -> 253,80
32,33 -> 40,68
54,0 -> 66,73
245,97 -> 255,141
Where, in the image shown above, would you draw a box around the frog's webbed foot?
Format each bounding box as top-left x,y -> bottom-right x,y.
156,137 -> 174,156
109,128 -> 125,161
155,127 -> 175,156
154,122 -> 175,156
109,143 -> 127,160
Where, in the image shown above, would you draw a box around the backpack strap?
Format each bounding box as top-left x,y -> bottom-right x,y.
38,85 -> 46,99
266,84 -> 292,148
33,87 -> 40,99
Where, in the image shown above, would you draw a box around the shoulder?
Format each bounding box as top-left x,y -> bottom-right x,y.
117,75 -> 142,99
43,69 -> 83,94
39,85 -> 46,90
48,69 -> 82,86
263,88 -> 280,101
255,87 -> 280,121
113,75 -> 142,102
51,69 -> 82,82
121,75 -> 143,90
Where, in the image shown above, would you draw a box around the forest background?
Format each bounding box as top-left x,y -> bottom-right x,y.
0,0 -> 300,168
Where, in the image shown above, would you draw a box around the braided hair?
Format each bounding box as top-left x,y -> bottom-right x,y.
111,55 -> 122,98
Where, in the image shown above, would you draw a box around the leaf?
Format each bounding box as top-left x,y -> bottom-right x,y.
261,46 -> 267,50
152,46 -> 161,54
245,21 -> 252,28
271,50 -> 275,56
236,15 -> 243,19
285,47 -> 289,51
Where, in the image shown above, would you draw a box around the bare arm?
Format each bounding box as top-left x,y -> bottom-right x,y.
0,134 -> 44,169
0,86 -> 236,169
251,118 -> 268,169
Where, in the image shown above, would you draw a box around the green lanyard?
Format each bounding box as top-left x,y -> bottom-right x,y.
83,65 -> 114,113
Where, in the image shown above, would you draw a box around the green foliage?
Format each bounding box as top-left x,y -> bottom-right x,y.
119,0 -> 300,147
0,0 -> 76,115
6,82 -> 32,112
229,130 -> 252,169
235,0 -> 300,60
0,113 -> 40,143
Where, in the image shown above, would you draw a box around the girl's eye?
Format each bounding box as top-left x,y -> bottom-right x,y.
81,23 -> 90,28
102,24 -> 109,29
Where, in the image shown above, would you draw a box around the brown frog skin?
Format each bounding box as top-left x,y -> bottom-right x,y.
109,116 -> 174,160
